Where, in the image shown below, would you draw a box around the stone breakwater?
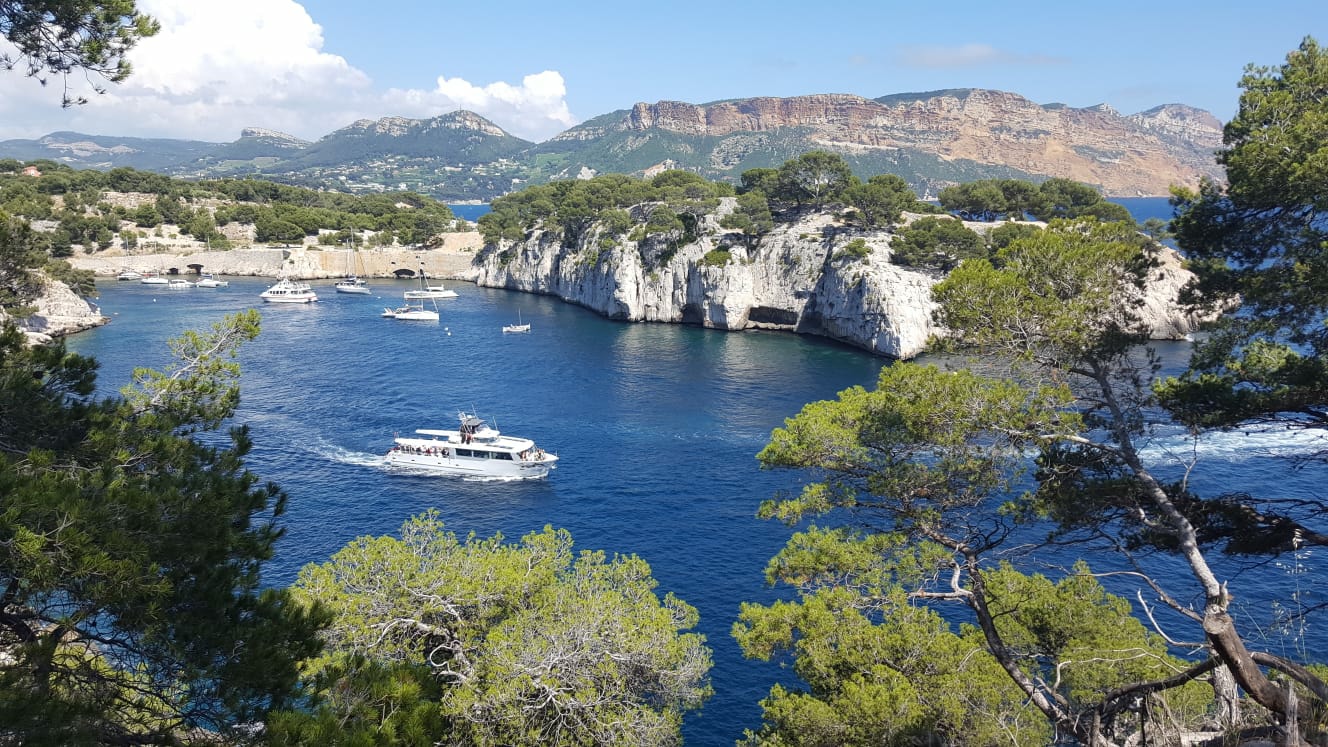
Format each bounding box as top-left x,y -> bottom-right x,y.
71,233 -> 483,281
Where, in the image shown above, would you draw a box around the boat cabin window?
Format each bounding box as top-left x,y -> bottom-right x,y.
455,448 -> 474,458
494,452 -> 513,460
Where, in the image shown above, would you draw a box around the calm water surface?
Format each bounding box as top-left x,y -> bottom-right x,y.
67,267 -> 1326,744
69,277 -> 885,744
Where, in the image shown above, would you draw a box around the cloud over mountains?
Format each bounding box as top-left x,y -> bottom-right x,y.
0,0 -> 577,143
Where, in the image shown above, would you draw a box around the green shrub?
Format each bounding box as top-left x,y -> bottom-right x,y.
700,248 -> 732,267
832,238 -> 871,262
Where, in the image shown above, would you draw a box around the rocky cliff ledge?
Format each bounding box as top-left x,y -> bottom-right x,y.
465,201 -> 1205,360
3,273 -> 108,343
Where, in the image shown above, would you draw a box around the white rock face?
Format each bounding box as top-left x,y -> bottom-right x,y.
467,206 -> 1205,359
4,274 -> 108,343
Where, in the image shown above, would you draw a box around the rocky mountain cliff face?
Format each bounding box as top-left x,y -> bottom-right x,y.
466,202 -> 1206,359
545,90 -> 1223,196
0,89 -> 1226,200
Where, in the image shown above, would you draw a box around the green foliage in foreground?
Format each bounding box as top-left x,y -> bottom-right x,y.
745,205 -> 1328,743
0,312 -> 327,745
275,513 -> 712,747
0,0 -> 160,105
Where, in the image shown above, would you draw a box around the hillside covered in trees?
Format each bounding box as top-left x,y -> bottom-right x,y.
0,160 -> 462,257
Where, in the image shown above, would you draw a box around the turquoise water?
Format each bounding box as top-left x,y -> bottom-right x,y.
69,277 -> 885,744
65,209 -> 1326,743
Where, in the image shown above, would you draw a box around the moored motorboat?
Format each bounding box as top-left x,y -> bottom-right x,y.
140,273 -> 168,285
166,278 -> 194,289
386,411 -> 558,479
117,269 -> 143,281
195,274 -> 229,288
259,277 -> 318,303
402,265 -> 457,299
403,284 -> 458,300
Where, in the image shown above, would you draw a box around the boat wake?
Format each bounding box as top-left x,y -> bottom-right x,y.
1141,424 -> 1327,462
315,441 -> 388,469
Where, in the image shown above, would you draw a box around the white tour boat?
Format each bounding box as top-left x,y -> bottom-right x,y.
195,274 -> 229,288
386,412 -> 558,479
259,277 -> 319,303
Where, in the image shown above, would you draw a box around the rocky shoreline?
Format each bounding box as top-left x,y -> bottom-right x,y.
33,217 -> 1207,360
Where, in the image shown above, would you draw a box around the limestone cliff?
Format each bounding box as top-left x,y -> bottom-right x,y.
2,274 -> 108,343
543,90 -> 1224,197
466,201 -> 1205,360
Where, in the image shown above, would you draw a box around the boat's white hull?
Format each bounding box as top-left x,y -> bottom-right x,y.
385,450 -> 555,479
392,309 -> 438,321
502,324 -> 530,333
140,277 -> 168,285
335,285 -> 372,295
261,278 -> 318,303
403,289 -> 458,300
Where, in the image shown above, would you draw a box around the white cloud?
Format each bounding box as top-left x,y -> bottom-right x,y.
0,0 -> 576,143
895,44 -> 1068,69
383,70 -> 576,142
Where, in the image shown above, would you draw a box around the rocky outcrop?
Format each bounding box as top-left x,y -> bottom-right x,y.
466,202 -> 1205,360
3,274 -> 108,343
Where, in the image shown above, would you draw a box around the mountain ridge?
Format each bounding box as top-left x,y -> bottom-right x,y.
0,89 -> 1224,200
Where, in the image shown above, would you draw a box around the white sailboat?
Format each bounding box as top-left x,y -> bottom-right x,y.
334,235 -> 371,295
402,261 -> 457,299
383,266 -> 439,321
502,310 -> 530,334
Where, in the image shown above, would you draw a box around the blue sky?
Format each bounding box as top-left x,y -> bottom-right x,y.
0,0 -> 1322,143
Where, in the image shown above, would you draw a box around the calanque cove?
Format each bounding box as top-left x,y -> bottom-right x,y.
23,196 -> 1203,357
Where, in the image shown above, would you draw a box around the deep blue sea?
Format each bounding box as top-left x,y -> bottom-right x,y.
64,201 -> 1326,745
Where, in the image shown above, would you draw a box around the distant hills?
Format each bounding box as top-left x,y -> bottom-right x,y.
0,89 -> 1224,201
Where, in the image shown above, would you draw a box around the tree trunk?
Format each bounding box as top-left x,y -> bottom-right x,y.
1212,660 -> 1240,729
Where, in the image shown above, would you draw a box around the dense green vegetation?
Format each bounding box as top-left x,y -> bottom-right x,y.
0,309 -> 328,744
739,38 -> 1328,746
272,513 -> 712,746
0,162 -> 458,252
